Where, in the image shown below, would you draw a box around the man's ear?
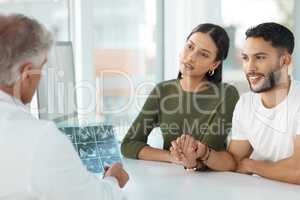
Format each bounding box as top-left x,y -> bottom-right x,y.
19,63 -> 33,81
280,53 -> 292,67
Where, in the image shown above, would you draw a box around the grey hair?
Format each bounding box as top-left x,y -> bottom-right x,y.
0,14 -> 54,85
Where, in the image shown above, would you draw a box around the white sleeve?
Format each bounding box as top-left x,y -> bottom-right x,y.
295,112 -> 300,136
230,98 -> 248,140
30,122 -> 123,200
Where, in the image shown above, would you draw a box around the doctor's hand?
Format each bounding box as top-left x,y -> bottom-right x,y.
104,163 -> 129,188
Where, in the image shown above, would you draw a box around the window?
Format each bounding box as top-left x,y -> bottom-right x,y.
0,0 -> 70,41
85,0 -> 164,126
0,0 -> 164,127
0,0 -> 70,118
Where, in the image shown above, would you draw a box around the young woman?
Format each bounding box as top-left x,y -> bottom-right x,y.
121,23 -> 239,170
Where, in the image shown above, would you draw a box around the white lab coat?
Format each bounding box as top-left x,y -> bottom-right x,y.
0,90 -> 122,200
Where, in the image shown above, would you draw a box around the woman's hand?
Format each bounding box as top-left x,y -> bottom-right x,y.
169,139 -> 185,165
169,145 -> 183,165
170,141 -> 196,168
178,135 -> 208,168
169,135 -> 205,168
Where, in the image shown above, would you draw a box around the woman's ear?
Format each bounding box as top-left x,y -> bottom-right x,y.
211,60 -> 221,71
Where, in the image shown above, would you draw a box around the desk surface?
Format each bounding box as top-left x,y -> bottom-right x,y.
122,159 -> 300,200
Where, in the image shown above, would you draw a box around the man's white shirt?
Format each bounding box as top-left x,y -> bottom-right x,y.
231,79 -> 300,162
0,90 -> 122,200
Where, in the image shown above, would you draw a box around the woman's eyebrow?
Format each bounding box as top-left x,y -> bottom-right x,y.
199,48 -> 212,55
188,39 -> 213,55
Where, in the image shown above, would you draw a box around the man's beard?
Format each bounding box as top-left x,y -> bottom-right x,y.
247,68 -> 282,93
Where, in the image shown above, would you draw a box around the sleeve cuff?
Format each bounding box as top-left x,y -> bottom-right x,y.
103,176 -> 123,200
133,142 -> 149,159
122,141 -> 149,159
103,176 -> 119,186
230,136 -> 248,140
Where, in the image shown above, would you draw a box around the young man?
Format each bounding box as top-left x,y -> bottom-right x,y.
171,22 -> 300,185
228,22 -> 300,184
0,14 -> 128,199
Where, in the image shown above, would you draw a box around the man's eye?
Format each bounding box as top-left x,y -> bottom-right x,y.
241,56 -> 248,61
257,56 -> 266,60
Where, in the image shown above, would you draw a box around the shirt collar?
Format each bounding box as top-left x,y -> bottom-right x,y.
0,90 -> 28,111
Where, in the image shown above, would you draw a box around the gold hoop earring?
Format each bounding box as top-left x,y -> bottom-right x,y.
208,69 -> 215,76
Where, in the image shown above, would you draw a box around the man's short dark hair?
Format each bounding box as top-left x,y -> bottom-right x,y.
245,22 -> 295,54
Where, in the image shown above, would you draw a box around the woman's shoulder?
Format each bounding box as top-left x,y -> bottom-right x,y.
215,82 -> 239,96
212,82 -> 240,105
153,79 -> 180,92
155,79 -> 178,87
146,79 -> 179,98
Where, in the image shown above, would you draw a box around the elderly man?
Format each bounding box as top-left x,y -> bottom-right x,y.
0,14 -> 128,199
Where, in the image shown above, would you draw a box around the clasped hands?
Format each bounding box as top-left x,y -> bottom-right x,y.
169,134 -> 207,169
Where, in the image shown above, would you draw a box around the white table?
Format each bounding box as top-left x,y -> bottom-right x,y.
122,159 -> 300,200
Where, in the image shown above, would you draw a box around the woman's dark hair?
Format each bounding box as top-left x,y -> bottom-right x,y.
177,23 -> 230,83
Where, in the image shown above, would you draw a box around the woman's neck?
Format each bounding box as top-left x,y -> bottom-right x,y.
180,75 -> 209,92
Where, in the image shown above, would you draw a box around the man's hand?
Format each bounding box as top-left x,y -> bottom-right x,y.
236,158 -> 254,175
104,163 -> 129,188
194,141 -> 207,159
